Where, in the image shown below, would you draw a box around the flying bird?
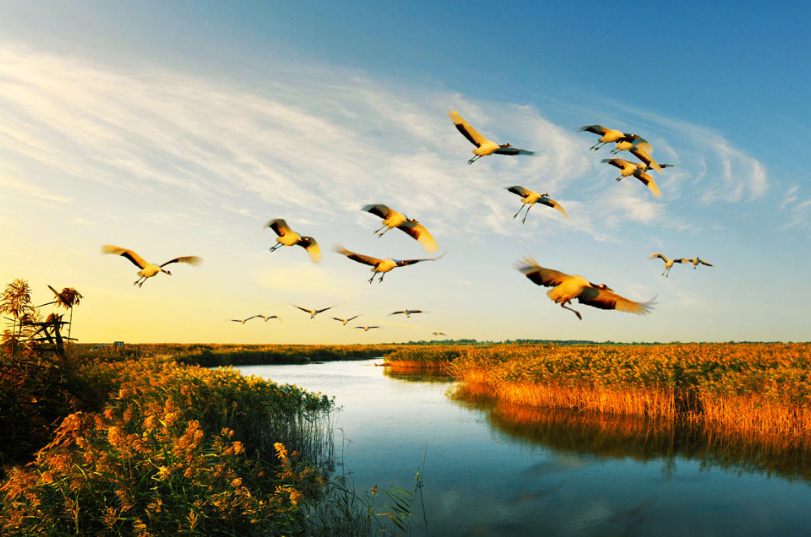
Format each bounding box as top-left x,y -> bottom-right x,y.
431,332 -> 446,337
256,314 -> 281,322
579,125 -> 628,151
361,204 -> 439,253
355,326 -> 380,332
629,146 -> 664,173
448,110 -> 535,164
333,315 -> 361,326
292,304 -> 333,319
230,316 -> 260,324
102,245 -> 202,287
649,254 -> 678,277
265,219 -> 321,263
506,186 -> 569,224
516,256 -> 656,320
334,244 -> 446,283
601,159 -> 662,198
611,134 -> 653,155
676,257 -> 714,270
389,309 -> 423,318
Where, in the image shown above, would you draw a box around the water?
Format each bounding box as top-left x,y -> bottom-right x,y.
236,359 -> 811,537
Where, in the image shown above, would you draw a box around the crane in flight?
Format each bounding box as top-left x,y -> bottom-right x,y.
102,245 -> 202,287
675,257 -> 714,270
601,159 -> 663,198
610,134 -> 653,155
389,309 -> 423,318
355,326 -> 380,332
291,304 -> 333,319
333,315 -> 361,326
505,186 -> 569,224
448,110 -> 535,164
431,332 -> 446,337
230,316 -> 260,324
516,256 -> 656,320
361,204 -> 439,253
334,245 -> 446,283
649,254 -> 679,277
579,125 -> 629,151
265,219 -> 321,263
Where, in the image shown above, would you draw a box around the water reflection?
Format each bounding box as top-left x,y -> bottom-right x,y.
382,366 -> 456,384
452,383 -> 811,483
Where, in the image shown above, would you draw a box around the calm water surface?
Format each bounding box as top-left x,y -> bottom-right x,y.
236,359 -> 811,537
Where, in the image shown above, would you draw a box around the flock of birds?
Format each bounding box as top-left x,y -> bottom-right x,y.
100,110 -> 714,329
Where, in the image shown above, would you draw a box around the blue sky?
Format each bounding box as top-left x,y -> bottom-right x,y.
1,1 -> 809,343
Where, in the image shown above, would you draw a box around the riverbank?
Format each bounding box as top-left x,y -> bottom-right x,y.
384,343 -> 811,441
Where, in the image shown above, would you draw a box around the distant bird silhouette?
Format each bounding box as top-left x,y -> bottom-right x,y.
333,315 -> 361,326
579,125 -> 627,151
256,314 -> 280,322
431,332 -> 446,337
355,326 -> 380,332
265,219 -> 321,263
601,159 -> 663,198
516,256 -> 656,320
292,304 -> 333,319
676,257 -> 714,270
448,110 -> 535,164
506,186 -> 569,224
611,134 -> 653,155
361,204 -> 439,253
649,254 -> 678,277
334,245 -> 446,283
389,309 -> 423,318
230,316 -> 260,324
102,245 -> 202,287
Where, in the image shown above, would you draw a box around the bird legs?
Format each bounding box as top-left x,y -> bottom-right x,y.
268,243 -> 283,253
467,155 -> 481,165
133,276 -> 147,288
368,271 -> 387,284
560,301 -> 583,320
615,175 -> 624,182
513,204 -> 527,220
374,225 -> 392,238
590,142 -> 604,151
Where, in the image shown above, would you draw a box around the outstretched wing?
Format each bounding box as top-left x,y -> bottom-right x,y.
602,158 -> 631,170
160,256 -> 203,268
699,259 -> 713,267
395,252 -> 446,267
515,256 -> 571,288
102,245 -> 148,269
506,185 -> 532,198
362,204 -> 394,219
577,287 -> 656,315
630,147 -> 662,172
448,110 -> 487,148
316,306 -> 334,314
265,218 -> 292,237
346,314 -> 361,322
398,221 -> 439,253
334,245 -> 382,266
633,171 -> 662,198
539,197 -> 569,219
673,258 -> 692,264
389,311 -> 404,316
299,236 -> 321,263
292,304 -> 314,314
579,125 -> 608,136
493,147 -> 534,156
619,134 -> 653,154
649,253 -> 670,264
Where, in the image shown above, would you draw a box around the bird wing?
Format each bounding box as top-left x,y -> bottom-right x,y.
315,306 -> 334,314
673,258 -> 691,264
332,317 -> 346,323
389,311 -> 404,316
507,185 -> 532,197
299,237 -> 321,263
630,147 -> 662,172
577,287 -> 656,315
539,197 -> 569,219
102,245 -> 148,269
265,218 -> 292,237
293,304 -> 314,314
398,221 -> 439,253
602,158 -> 630,170
515,256 -> 572,287
409,310 -> 423,314
160,256 -> 203,268
493,147 -> 534,156
579,125 -> 608,135
334,245 -> 382,266
243,315 -> 261,322
346,314 -> 361,322
362,204 -> 394,219
230,319 -> 244,323
649,253 -> 670,264
448,110 -> 486,148
395,252 -> 446,267
620,134 -> 653,154
699,259 -> 713,267
633,171 -> 662,198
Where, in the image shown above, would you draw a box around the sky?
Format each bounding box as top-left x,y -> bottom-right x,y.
1,1 -> 809,344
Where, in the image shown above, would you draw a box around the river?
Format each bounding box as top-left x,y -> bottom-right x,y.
236,358 -> 811,537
